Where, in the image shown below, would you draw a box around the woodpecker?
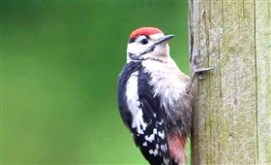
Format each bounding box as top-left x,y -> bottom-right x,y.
117,27 -> 192,165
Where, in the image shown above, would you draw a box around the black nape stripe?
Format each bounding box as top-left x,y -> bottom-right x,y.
128,52 -> 166,63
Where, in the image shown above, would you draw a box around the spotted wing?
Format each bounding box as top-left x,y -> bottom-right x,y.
134,69 -> 173,165
117,62 -> 173,165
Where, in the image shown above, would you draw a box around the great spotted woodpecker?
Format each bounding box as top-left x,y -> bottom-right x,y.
117,27 -> 192,165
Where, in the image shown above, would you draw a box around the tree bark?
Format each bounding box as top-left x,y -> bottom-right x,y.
189,0 -> 271,164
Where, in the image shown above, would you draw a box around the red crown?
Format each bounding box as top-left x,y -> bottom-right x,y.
130,27 -> 163,40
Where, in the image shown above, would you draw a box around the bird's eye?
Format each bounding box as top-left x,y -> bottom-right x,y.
141,38 -> 148,45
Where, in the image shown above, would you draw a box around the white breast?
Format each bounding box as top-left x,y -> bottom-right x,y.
142,60 -> 189,111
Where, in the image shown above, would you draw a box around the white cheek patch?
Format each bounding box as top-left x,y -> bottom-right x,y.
126,33 -> 164,61
127,41 -> 152,56
126,71 -> 147,134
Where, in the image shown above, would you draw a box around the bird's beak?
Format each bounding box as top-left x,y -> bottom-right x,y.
154,34 -> 175,45
139,34 -> 174,56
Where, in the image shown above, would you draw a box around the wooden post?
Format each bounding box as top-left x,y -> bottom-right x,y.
189,0 -> 271,164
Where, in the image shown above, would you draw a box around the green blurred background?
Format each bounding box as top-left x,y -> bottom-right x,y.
1,1 -> 189,164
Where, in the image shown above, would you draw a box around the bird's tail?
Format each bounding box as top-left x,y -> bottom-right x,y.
167,133 -> 187,165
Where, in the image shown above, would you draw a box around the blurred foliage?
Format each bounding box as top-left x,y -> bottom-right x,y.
1,1 -> 188,164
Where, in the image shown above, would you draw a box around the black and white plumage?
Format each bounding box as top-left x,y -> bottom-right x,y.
117,27 -> 192,165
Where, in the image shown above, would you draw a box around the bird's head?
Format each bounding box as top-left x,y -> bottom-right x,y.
126,27 -> 174,62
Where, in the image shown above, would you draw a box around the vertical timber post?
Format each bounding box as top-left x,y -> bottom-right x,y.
189,0 -> 271,164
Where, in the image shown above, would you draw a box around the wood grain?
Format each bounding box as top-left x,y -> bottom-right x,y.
189,0 -> 271,164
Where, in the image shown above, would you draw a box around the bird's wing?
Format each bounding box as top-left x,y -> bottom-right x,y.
117,62 -> 173,165
133,69 -> 173,165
